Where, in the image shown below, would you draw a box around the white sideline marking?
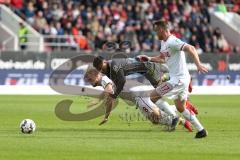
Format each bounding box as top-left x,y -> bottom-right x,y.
0,85 -> 240,95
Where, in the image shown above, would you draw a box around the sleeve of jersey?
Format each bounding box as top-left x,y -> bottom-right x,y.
101,76 -> 113,89
169,37 -> 185,51
110,69 -> 126,99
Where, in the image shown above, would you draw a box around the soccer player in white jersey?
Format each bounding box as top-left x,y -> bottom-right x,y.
139,20 -> 208,138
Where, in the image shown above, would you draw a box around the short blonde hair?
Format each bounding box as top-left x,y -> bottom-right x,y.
84,68 -> 100,82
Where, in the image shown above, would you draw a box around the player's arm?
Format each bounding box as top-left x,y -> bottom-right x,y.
149,55 -> 166,63
97,83 -> 113,101
98,75 -> 116,125
137,55 -> 165,63
182,44 -> 208,73
99,83 -> 115,125
99,69 -> 126,125
87,82 -> 113,108
99,95 -> 115,125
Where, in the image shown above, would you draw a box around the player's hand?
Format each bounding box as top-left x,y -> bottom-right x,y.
99,118 -> 108,125
197,64 -> 208,74
136,55 -> 150,62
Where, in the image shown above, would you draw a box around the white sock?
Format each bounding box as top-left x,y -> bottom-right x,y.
156,99 -> 177,118
182,109 -> 204,131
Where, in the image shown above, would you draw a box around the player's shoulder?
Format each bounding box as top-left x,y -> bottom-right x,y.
161,35 -> 176,46
168,35 -> 180,43
167,35 -> 185,48
101,75 -> 113,88
102,75 -> 112,83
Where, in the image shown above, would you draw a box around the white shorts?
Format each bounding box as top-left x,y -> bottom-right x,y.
135,96 -> 172,126
155,76 -> 190,101
135,97 -> 156,117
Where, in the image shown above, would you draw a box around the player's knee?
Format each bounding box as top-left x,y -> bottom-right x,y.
177,107 -> 184,113
148,110 -> 160,124
150,92 -> 160,103
150,96 -> 155,103
152,108 -> 160,116
174,99 -> 185,113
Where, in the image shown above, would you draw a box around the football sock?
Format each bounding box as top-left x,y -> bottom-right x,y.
156,99 -> 177,118
181,109 -> 204,131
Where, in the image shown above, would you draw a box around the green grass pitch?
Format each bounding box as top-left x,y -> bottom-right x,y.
0,95 -> 240,160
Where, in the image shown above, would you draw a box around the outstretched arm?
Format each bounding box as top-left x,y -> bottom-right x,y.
183,44 -> 208,73
99,95 -> 115,125
99,69 -> 126,125
137,55 -> 165,63
149,55 -> 166,63
99,83 -> 115,125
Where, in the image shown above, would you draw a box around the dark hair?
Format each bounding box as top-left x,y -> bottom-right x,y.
153,20 -> 169,31
93,56 -> 104,71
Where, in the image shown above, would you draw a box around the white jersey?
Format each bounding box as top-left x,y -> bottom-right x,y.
160,35 -> 190,79
100,75 -> 113,89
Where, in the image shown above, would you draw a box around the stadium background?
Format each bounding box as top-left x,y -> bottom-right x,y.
0,0 -> 240,95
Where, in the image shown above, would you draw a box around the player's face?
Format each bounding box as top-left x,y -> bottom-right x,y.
154,26 -> 164,40
157,28 -> 164,40
95,63 -> 103,71
96,60 -> 107,72
99,61 -> 108,73
89,74 -> 101,87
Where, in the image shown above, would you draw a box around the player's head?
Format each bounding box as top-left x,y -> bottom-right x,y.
93,56 -> 108,72
153,20 -> 170,40
84,68 -> 102,87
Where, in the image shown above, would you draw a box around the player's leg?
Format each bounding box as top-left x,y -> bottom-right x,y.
155,99 -> 177,118
135,96 -> 160,124
155,99 -> 193,132
161,78 -> 206,137
150,87 -> 179,131
135,97 -> 172,126
186,77 -> 199,115
174,98 -> 207,138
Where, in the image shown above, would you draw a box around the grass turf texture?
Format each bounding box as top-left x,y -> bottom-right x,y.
0,95 -> 240,160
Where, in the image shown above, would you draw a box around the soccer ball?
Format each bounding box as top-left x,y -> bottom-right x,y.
20,119 -> 36,134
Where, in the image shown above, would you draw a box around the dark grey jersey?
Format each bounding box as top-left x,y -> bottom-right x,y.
104,58 -> 168,98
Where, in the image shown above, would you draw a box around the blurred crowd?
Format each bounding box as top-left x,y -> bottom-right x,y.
5,0 -> 240,53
